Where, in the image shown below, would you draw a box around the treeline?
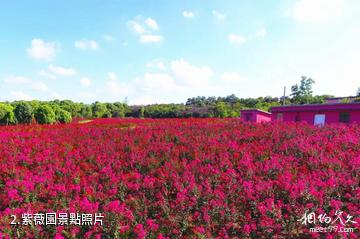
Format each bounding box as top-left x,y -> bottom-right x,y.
1,76 -> 357,125
0,100 -> 129,126
0,94 -> 336,125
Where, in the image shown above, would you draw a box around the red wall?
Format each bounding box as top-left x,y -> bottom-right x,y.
256,113 -> 272,123
241,110 -> 271,123
272,110 -> 360,125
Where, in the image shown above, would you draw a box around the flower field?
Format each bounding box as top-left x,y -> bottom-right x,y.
0,118 -> 359,238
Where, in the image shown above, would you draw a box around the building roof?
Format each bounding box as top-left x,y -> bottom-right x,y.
241,109 -> 272,115
270,103 -> 360,112
326,96 -> 358,100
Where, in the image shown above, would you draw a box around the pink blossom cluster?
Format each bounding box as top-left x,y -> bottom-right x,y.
0,118 -> 359,238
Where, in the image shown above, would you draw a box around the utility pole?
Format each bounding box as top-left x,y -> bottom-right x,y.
282,86 -> 286,105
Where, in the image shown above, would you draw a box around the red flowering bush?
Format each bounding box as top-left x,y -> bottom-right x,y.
0,118 -> 359,238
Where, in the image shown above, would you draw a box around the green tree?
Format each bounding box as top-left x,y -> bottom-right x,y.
0,103 -> 16,125
113,102 -> 128,118
105,102 -> 126,118
80,104 -> 93,118
34,105 -> 56,124
291,76 -> 315,104
14,102 -> 33,124
224,94 -> 239,106
91,102 -> 109,118
139,106 -> 145,118
213,102 -> 229,118
228,110 -> 239,117
56,109 -> 72,124
60,100 -> 82,117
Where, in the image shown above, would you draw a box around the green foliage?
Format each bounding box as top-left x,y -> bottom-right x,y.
91,102 -> 109,118
186,96 -> 213,107
228,110 -> 239,117
34,105 -> 56,124
142,104 -> 187,118
139,106 -> 145,118
291,76 -> 315,104
309,95 -> 333,104
340,98 -> 351,103
62,100 -> 82,117
0,103 -> 16,125
0,85 -> 351,125
213,102 -> 229,118
14,102 -> 33,124
56,109 -> 72,124
107,102 -> 128,118
80,104 -> 93,118
28,100 -> 40,110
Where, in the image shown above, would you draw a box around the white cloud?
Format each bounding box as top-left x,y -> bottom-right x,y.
130,96 -> 161,105
80,77 -> 91,87
105,72 -> 132,97
145,18 -> 159,31
128,20 -> 147,34
103,35 -> 115,42
183,11 -> 195,19
136,73 -> 176,92
212,10 -> 226,22
128,17 -> 164,44
146,59 -> 166,71
140,34 -> 163,43
228,34 -> 247,44
107,72 -> 118,81
221,72 -> 248,85
51,92 -> 64,100
256,28 -> 267,38
106,80 -> 128,95
77,92 -> 95,100
75,39 -> 99,50
31,81 -> 49,92
26,39 -> 58,60
293,0 -> 345,23
3,74 -> 48,94
88,59 -> 255,104
98,59 -> 214,104
39,70 -> 56,80
171,59 -> 213,87
3,75 -> 49,93
48,64 -> 77,77
10,91 -> 33,101
4,75 -> 31,84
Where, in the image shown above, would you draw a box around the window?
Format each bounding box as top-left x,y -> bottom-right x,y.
314,114 -> 326,126
339,112 -> 350,123
277,113 -> 283,121
295,113 -> 301,122
245,113 -> 252,122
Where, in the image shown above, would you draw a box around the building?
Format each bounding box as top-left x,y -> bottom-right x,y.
270,103 -> 360,126
240,109 -> 272,123
325,96 -> 358,104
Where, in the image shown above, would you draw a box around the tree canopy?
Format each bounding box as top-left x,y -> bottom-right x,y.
13,102 -> 33,124
0,103 -> 16,125
34,105 -> 56,124
0,76 -> 351,125
290,76 -> 315,104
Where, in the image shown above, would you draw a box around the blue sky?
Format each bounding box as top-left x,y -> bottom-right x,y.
1,0 -> 360,104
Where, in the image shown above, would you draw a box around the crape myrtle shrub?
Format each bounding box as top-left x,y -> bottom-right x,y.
0,118 -> 359,238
